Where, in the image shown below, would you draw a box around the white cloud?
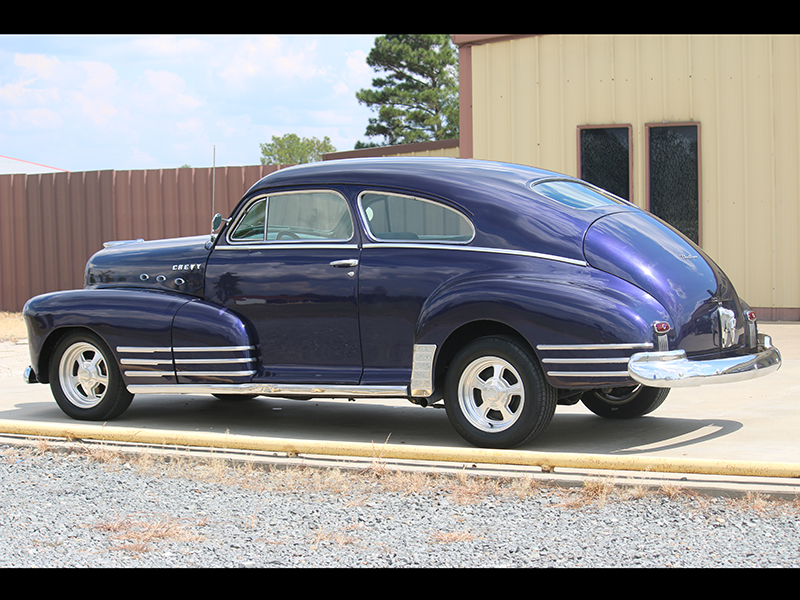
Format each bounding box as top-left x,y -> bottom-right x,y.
131,35 -> 212,58
7,107 -> 63,130
137,69 -> 204,113
14,53 -> 62,80
346,49 -> 371,80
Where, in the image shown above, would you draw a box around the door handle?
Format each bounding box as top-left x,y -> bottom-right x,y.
329,259 -> 359,268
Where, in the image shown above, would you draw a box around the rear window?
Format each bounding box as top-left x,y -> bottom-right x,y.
531,180 -> 626,210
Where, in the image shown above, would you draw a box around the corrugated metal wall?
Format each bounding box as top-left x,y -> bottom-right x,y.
0,165 -> 278,312
467,34 -> 800,317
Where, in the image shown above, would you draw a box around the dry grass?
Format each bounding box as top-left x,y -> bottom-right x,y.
93,514 -> 206,554
0,311 -> 26,342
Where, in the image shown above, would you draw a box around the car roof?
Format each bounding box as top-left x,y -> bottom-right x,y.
247,157 -> 566,203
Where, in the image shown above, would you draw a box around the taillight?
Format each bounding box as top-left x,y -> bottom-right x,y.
653,321 -> 671,333
746,310 -> 757,322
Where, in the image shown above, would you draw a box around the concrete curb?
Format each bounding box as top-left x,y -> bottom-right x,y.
2,418 -> 799,480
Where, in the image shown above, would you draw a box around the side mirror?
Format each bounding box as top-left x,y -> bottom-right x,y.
211,213 -> 228,232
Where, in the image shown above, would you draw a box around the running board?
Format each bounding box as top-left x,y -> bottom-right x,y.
126,383 -> 410,398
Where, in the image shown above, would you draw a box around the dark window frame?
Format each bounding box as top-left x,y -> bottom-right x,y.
645,121 -> 702,246
576,124 -> 633,202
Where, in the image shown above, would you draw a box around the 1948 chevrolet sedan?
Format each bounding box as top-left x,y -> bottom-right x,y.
23,157 -> 782,448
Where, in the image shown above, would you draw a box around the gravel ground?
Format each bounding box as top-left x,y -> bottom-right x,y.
1,441 -> 799,568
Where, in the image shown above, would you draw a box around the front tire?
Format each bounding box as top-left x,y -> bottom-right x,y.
49,332 -> 133,420
581,385 -> 669,419
444,336 -> 557,449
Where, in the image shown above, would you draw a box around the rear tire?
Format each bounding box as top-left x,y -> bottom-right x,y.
444,336 -> 557,449
581,385 -> 669,419
49,331 -> 133,421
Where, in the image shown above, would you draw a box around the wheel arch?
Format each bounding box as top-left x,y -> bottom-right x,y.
433,319 -> 536,394
35,326 -> 99,384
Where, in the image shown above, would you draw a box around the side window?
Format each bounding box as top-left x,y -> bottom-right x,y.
230,198 -> 266,241
360,192 -> 474,242
266,191 -> 353,241
230,191 -> 353,242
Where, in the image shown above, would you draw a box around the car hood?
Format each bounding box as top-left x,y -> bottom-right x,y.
85,235 -> 212,298
583,211 -> 747,355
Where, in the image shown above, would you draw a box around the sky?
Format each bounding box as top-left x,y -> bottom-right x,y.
0,34 -> 380,172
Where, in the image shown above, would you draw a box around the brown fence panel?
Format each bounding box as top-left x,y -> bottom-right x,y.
0,165 -> 279,312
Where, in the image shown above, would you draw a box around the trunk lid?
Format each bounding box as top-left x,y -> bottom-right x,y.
583,211 -> 748,355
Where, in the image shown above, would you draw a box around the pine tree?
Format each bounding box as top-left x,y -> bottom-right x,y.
356,35 -> 459,147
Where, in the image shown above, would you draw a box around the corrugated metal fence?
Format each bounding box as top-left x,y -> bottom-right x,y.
0,165 -> 280,312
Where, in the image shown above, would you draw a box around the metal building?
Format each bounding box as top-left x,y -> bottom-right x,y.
453,34 -> 800,320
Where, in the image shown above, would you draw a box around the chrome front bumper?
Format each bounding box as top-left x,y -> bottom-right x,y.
628,333 -> 782,388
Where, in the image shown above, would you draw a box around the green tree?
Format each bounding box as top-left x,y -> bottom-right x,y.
356,34 -> 459,147
259,133 -> 336,165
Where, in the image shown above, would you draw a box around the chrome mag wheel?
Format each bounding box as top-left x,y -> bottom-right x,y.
58,341 -> 110,409
457,356 -> 525,433
49,332 -> 133,420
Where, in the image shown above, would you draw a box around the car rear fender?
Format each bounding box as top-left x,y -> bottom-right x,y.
415,269 -> 672,389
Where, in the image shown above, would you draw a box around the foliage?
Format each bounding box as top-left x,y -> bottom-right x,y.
356,34 -> 459,147
259,133 -> 336,165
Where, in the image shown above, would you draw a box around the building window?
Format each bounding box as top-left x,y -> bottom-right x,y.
578,125 -> 632,201
646,123 -> 701,245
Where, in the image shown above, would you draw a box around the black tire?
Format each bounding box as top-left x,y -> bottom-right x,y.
581,385 -> 669,419
49,331 -> 133,421
444,336 -> 557,449
212,394 -> 259,401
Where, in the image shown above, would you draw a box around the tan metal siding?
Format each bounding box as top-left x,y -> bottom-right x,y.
0,165 -> 278,312
468,34 -> 800,313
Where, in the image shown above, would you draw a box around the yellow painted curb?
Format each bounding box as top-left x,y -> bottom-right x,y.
1,419 -> 799,479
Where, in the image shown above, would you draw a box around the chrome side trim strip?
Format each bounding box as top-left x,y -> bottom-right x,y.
537,342 -> 654,351
127,383 -> 409,397
175,357 -> 254,365
363,243 -> 587,267
545,371 -> 630,378
173,346 -> 255,353
410,344 -> 436,397
120,358 -> 173,366
124,370 -> 174,378
117,346 -> 172,353
176,370 -> 257,377
542,357 -> 630,364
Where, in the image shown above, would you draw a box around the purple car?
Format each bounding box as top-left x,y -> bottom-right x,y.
23,158 -> 782,448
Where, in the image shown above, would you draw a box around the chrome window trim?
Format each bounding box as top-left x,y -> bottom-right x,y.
357,190 -> 476,245
362,243 -> 587,267
215,243 -> 359,252
225,189 -> 355,246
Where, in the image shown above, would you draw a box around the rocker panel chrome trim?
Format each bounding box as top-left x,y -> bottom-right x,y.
126,383 -> 409,397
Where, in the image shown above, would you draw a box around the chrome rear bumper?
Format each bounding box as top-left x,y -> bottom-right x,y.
628,333 -> 782,388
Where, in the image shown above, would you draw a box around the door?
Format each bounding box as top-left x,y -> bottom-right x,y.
205,189 -> 362,384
